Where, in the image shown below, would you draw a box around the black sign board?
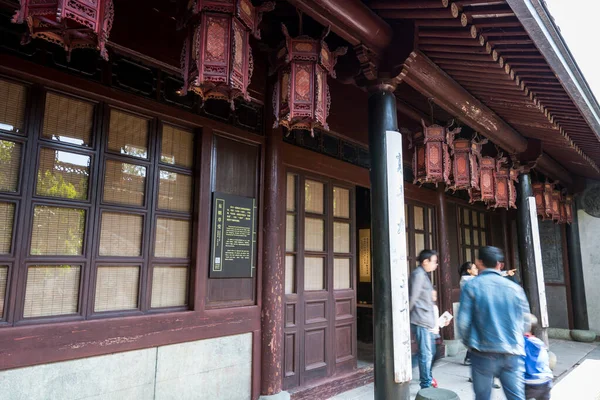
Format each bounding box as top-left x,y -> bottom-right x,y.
209,192 -> 257,278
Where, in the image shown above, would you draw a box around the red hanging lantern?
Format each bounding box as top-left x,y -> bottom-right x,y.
413,120 -> 458,186
565,195 -> 573,224
543,183 -> 553,219
508,167 -> 518,209
12,0 -> 114,61
272,24 -> 347,135
533,182 -> 545,217
551,190 -> 561,222
448,138 -> 471,191
179,0 -> 275,108
492,157 -> 510,209
479,156 -> 496,203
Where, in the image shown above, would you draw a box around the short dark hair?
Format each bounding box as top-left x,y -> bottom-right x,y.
418,249 -> 438,264
477,246 -> 504,268
459,262 -> 473,276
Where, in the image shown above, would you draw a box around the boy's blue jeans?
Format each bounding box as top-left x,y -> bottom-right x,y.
470,350 -> 525,400
411,324 -> 433,389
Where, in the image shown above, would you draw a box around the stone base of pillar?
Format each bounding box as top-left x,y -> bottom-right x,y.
258,391 -> 291,400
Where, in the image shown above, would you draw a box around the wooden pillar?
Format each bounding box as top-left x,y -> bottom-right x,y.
436,185 -> 453,340
516,173 -> 548,345
566,198 -> 589,330
368,82 -> 410,400
260,126 -> 286,397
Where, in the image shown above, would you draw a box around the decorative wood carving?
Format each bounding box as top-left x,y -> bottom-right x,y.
479,156 -> 496,203
272,25 -> 347,135
12,0 -> 114,61
492,157 -> 510,209
543,182 -> 553,219
551,190 -> 561,222
179,0 -> 274,108
533,182 -> 545,217
508,167 -> 518,209
413,120 -> 459,186
565,195 -> 573,224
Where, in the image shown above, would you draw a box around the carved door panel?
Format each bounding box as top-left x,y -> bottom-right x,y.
283,172 -> 356,389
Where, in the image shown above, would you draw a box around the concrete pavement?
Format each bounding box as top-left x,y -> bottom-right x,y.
329,339 -> 600,399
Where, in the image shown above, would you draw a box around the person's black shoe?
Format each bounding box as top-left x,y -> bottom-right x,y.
464,357 -> 471,366
468,378 -> 472,383
493,382 -> 501,389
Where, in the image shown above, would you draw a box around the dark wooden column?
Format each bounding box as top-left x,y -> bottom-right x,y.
368,83 -> 410,400
260,126 -> 286,397
436,185 -> 453,340
566,198 -> 589,330
516,173 -> 548,345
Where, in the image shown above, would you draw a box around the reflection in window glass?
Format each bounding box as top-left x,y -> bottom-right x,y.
0,140 -> 22,193
108,110 -> 149,159
158,170 -> 192,212
0,202 -> 15,254
37,148 -> 90,200
31,206 -> 85,255
161,125 -> 194,168
94,266 -> 140,312
0,79 -> 27,134
151,266 -> 189,308
103,159 -> 146,206
99,212 -> 143,257
42,92 -> 93,146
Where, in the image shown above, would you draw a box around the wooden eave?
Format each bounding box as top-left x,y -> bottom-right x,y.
366,0 -> 600,179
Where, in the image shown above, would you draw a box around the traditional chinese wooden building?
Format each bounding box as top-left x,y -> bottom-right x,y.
0,0 -> 598,399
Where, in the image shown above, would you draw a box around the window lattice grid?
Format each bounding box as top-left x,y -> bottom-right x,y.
160,125 -> 194,169
36,147 -> 90,200
0,79 -> 27,134
158,170 -> 193,213
42,92 -> 93,146
0,202 -> 15,254
23,265 -> 81,318
30,206 -> 86,256
99,212 -> 143,257
154,218 -> 190,258
0,139 -> 22,193
151,266 -> 189,308
94,266 -> 140,312
107,109 -> 149,159
102,159 -> 146,206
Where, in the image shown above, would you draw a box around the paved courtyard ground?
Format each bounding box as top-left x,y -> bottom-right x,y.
330,339 -> 600,399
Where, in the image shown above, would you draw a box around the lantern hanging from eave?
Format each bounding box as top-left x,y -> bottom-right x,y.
179,0 -> 275,109
413,120 -> 459,186
543,182 -> 554,219
479,156 -> 496,203
272,24 -> 347,135
508,167 -> 519,209
551,190 -> 561,222
533,182 -> 545,217
492,157 -> 510,209
12,0 -> 114,61
565,195 -> 573,224
448,138 -> 471,191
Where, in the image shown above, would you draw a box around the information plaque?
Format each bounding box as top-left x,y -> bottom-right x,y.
209,192 -> 257,278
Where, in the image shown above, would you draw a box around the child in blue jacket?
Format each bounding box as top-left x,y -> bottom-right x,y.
524,314 -> 553,400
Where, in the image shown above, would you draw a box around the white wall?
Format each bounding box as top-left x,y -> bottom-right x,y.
0,332 -> 253,400
578,209 -> 600,334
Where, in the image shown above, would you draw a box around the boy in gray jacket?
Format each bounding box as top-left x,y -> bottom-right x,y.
409,249 -> 439,389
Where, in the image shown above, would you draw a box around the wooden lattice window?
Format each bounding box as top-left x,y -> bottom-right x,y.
459,206 -> 489,264
0,84 -> 197,324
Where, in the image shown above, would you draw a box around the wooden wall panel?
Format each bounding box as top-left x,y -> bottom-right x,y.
207,134 -> 260,306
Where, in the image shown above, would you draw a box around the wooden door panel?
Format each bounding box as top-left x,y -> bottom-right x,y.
335,296 -> 354,320
335,323 -> 354,363
304,327 -> 328,372
286,303 -> 297,327
285,333 -> 297,378
305,299 -> 327,324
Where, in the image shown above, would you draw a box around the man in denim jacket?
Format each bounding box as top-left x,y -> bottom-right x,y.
409,249 -> 438,389
457,246 -> 530,400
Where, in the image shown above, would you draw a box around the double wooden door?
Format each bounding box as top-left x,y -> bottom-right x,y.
283,172 -> 356,389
